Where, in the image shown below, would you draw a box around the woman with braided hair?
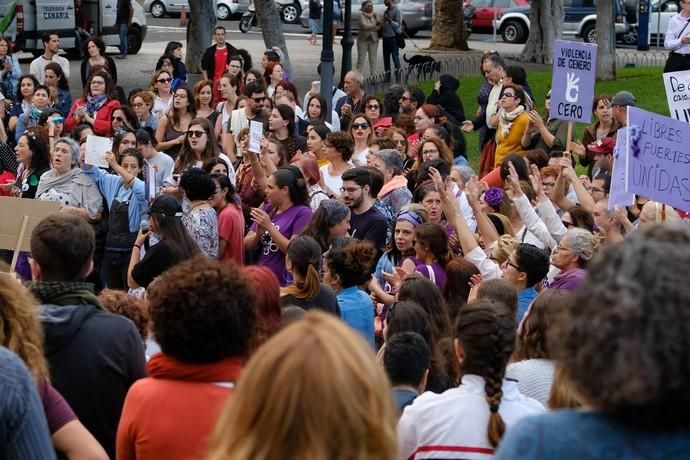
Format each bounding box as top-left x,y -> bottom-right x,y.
398,300 -> 544,458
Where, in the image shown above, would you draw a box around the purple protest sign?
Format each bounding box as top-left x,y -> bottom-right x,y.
549,40 -> 597,124
626,106 -> 690,212
608,128 -> 634,210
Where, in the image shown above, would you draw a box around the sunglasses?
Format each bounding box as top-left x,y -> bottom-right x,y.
352,122 -> 370,130
157,77 -> 172,83
562,220 -> 575,228
186,130 -> 206,138
251,96 -> 265,102
366,104 -> 380,110
111,116 -> 125,122
502,93 -> 516,98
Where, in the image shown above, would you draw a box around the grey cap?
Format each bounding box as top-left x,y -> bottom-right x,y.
611,91 -> 636,107
319,199 -> 350,225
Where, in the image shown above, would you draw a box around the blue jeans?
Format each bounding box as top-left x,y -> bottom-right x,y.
118,23 -> 128,56
382,36 -> 400,74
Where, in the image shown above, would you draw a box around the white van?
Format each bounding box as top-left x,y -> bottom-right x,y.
0,0 -> 147,56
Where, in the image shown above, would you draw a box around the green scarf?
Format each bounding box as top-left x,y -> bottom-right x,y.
28,281 -> 103,309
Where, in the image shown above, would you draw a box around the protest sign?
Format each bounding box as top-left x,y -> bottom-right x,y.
663,70 -> 690,123
85,135 -> 113,169
549,40 -> 597,124
0,197 -> 59,272
249,121 -> 263,153
608,128 -> 634,210
626,106 -> 690,212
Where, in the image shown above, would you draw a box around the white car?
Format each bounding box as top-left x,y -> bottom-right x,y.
143,0 -> 247,20
648,0 -> 679,45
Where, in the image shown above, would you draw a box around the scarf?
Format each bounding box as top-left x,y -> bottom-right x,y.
498,105 -> 525,138
28,281 -> 102,308
378,174 -> 408,199
85,94 -> 108,116
35,167 -> 103,219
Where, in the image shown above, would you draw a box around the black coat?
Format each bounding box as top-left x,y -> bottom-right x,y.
201,43 -> 239,79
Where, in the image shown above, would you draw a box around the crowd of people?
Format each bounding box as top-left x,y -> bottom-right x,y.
0,25 -> 689,460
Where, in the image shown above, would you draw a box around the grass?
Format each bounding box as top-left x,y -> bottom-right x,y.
419,66 -> 667,169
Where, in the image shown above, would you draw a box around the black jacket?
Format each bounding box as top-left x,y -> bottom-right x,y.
427,74 -> 465,125
40,302 -> 146,459
201,43 -> 239,79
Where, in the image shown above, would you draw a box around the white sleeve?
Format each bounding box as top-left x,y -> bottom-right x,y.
59,56 -> 70,78
458,191 -> 477,233
397,408 -> 419,460
466,246 -> 502,280
535,199 -> 567,242
513,194 -> 556,250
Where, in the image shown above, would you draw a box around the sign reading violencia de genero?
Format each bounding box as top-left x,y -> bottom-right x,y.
549,40 -> 598,124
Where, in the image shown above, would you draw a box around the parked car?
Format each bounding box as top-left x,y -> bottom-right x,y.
649,0 -> 679,44
278,0 -> 303,23
299,0 -> 432,36
494,0 -> 629,44
143,0 -> 248,20
466,0 -> 529,33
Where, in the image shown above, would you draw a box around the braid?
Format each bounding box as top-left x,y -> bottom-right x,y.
287,133 -> 296,161
456,302 -> 516,449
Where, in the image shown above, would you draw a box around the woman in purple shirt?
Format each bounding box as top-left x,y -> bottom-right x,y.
548,227 -> 598,291
400,222 -> 450,291
244,165 -> 313,285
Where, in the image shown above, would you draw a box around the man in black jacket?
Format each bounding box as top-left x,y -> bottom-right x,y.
202,26 -> 239,100
28,214 -> 146,459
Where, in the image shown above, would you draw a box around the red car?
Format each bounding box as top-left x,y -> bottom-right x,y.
467,0 -> 530,32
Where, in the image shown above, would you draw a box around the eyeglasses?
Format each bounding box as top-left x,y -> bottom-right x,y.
503,259 -> 524,272
186,130 -> 206,138
562,220 -> 575,229
399,96 -> 411,101
422,149 -> 438,157
111,116 -> 125,122
542,181 -> 556,189
156,78 -> 172,84
554,244 -> 573,253
393,139 -> 406,145
413,115 -> 428,121
501,93 -> 516,98
366,104 -> 380,110
173,93 -> 187,99
352,122 -> 370,130
340,186 -> 362,193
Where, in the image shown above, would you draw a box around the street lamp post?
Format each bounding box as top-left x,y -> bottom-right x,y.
320,0 -> 335,122
340,0 -> 354,85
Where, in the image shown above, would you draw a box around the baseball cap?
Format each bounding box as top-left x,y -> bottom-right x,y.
611,91 -> 636,107
142,194 -> 182,217
588,136 -> 616,155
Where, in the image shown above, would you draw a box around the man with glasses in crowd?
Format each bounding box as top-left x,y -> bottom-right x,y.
341,167 -> 387,250
226,82 -> 269,156
399,87 -> 425,116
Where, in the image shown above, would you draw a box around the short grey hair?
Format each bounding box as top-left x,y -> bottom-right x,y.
347,70 -> 364,87
54,137 -> 81,167
563,227 -> 598,264
452,165 -> 474,185
374,148 -> 403,176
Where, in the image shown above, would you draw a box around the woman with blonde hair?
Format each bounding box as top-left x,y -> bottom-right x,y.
207,311 -> 398,460
0,276 -> 108,459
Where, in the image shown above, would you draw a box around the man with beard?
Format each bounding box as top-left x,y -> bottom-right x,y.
340,167 -> 387,249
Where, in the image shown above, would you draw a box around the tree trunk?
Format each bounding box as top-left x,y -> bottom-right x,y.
254,0 -> 293,77
186,0 -> 216,73
429,0 -> 468,50
596,0 -> 616,80
520,0 -> 564,64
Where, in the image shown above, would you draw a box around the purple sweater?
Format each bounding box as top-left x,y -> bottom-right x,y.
548,268 -> 587,291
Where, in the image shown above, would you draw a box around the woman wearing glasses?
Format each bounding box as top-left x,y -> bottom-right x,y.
348,114 -> 373,166
149,69 -> 173,119
546,227 -> 598,291
156,85 -> 195,162
173,117 -> 235,183
65,70 -> 120,136
494,83 -> 529,168
109,106 -> 139,136
130,90 -> 159,131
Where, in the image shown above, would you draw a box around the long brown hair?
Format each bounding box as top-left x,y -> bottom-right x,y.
0,277 -> 49,382
207,311 -> 398,460
174,117 -> 219,173
282,235 -> 322,300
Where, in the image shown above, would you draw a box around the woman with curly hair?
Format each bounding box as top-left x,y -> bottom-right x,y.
323,239 -> 378,348
245,265 -> 282,352
319,131 -> 355,199
497,223 -> 690,458
506,289 -> 572,406
207,311 -> 398,460
399,301 -> 545,458
64,70 -> 120,136
116,257 -> 257,460
0,276 -> 108,459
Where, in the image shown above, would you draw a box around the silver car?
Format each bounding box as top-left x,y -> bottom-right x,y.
299,0 -> 432,36
143,0 -> 248,20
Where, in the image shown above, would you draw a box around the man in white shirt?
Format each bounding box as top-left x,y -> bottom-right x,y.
29,33 -> 70,84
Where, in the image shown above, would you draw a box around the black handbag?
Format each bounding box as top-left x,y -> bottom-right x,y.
396,32 -> 405,49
